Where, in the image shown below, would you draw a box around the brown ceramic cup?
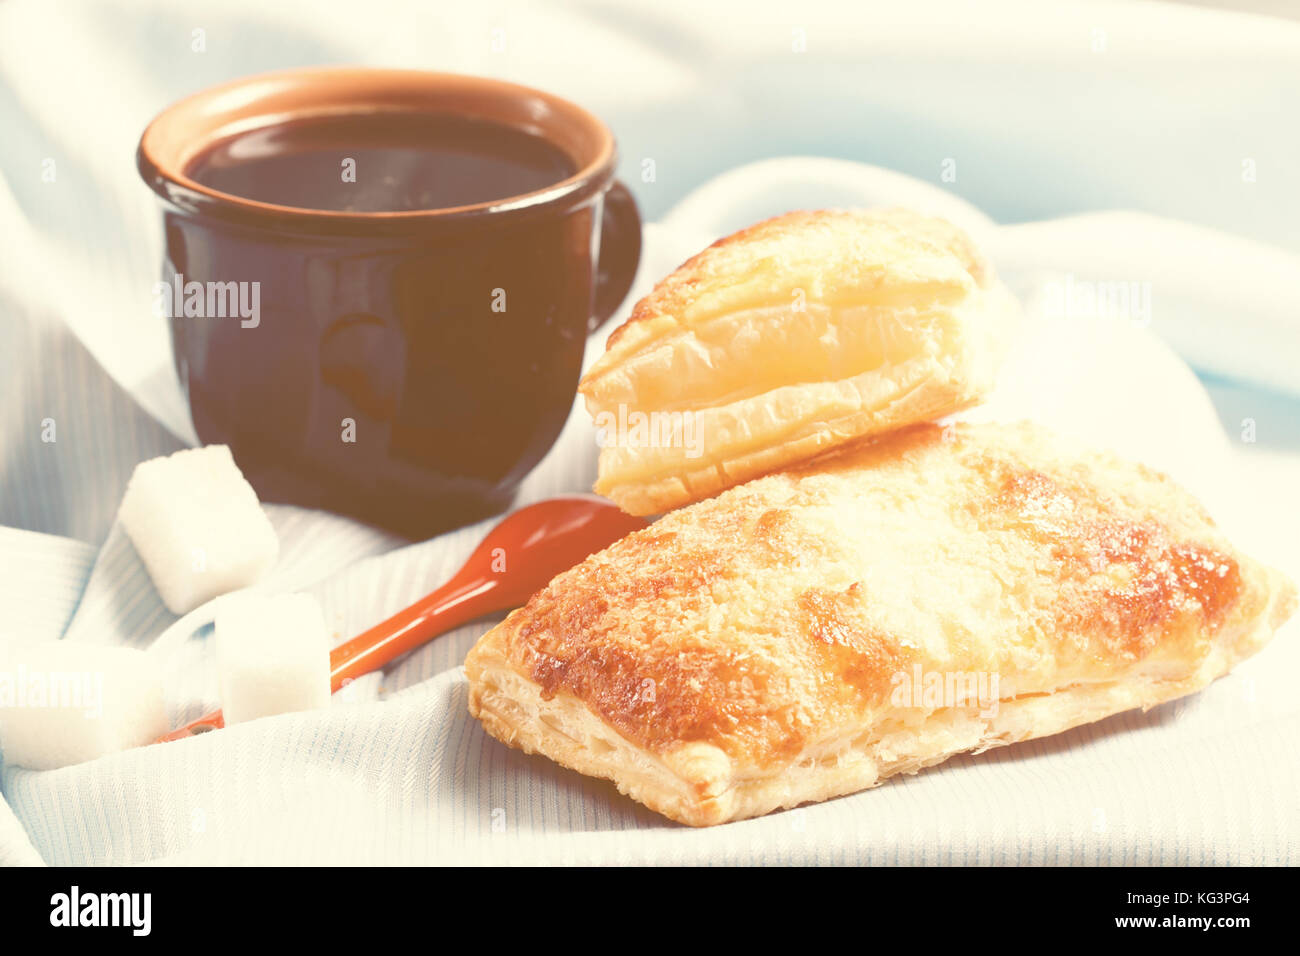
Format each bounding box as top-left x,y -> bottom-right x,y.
137,67 -> 641,538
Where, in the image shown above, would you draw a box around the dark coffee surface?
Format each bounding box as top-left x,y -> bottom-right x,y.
186,112 -> 576,212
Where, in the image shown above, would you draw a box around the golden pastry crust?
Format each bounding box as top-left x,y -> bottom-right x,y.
579,208 -> 1018,515
466,422 -> 1296,826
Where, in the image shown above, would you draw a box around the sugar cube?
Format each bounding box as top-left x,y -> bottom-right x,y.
0,641 -> 168,770
119,445 -> 278,614
215,592 -> 331,724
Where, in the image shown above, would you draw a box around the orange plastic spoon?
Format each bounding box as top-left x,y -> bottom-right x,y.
157,496 -> 645,742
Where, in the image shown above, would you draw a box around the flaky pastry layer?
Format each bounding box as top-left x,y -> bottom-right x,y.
579,208 -> 1018,515
466,422 -> 1296,826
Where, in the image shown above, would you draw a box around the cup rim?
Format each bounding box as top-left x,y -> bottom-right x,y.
137,66 -> 617,234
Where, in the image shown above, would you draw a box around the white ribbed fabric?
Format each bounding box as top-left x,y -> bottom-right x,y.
3,0 -> 1300,865
3,218 -> 1299,864
4,483 -> 1300,865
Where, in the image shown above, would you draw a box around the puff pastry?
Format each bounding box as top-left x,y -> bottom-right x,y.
579,208 -> 1018,515
466,422 -> 1296,826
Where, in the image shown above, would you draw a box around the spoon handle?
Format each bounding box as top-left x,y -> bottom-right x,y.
154,497 -> 646,744
328,572 -> 496,687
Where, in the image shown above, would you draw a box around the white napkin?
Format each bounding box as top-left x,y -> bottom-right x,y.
3,0 -> 1300,865
3,159 -> 1299,864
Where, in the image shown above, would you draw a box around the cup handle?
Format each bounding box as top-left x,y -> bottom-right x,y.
590,180 -> 643,332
